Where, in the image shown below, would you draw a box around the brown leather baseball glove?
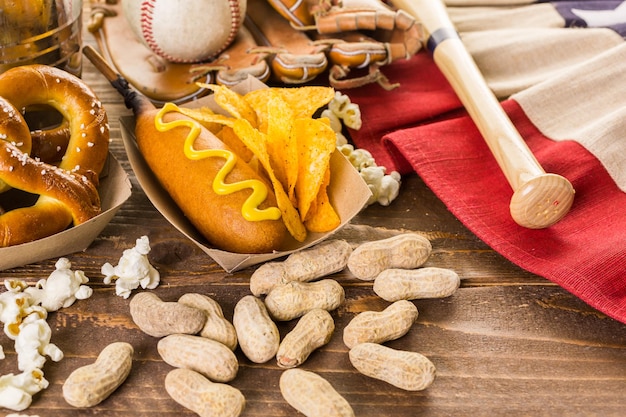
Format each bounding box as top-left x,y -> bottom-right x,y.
265,0 -> 423,89
88,0 -> 421,100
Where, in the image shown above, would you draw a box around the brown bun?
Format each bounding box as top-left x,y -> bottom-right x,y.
135,108 -> 289,254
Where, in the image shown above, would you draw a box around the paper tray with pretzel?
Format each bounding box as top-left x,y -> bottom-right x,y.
0,154 -> 132,271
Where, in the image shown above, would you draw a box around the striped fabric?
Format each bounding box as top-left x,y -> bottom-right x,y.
345,0 -> 626,323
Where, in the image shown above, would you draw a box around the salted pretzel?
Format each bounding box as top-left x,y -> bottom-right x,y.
30,120 -> 71,163
0,98 -> 32,194
0,65 -> 110,247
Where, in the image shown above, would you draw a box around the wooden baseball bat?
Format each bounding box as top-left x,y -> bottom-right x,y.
391,0 -> 575,229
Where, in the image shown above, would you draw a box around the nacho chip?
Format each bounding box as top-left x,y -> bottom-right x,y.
243,89 -> 270,133
177,106 -> 234,133
244,86 -> 334,125
233,118 -> 307,242
217,125 -> 254,163
276,86 -> 335,119
198,82 -> 258,127
266,91 -> 297,195
304,166 -> 340,232
294,117 -> 337,221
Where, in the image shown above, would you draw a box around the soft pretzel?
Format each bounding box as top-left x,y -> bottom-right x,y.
0,65 -> 110,247
0,97 -> 32,193
30,119 -> 71,164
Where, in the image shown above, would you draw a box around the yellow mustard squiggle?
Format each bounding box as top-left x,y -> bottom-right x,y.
155,103 -> 281,222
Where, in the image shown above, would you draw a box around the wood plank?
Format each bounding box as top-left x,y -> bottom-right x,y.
1,278 -> 624,416
0,5 -> 624,416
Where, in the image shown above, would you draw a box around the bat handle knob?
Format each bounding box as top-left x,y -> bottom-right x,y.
510,173 -> 575,229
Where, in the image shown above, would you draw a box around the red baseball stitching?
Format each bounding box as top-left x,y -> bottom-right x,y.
139,0 -> 243,64
218,0 -> 243,57
139,0 -> 171,61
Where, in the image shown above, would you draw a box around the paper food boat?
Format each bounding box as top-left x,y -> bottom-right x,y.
0,154 -> 132,271
120,77 -> 372,272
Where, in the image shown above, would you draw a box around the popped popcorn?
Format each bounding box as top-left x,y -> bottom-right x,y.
322,107 -> 343,134
25,258 -> 93,312
15,314 -> 63,372
0,259 -> 94,411
325,92 -> 402,207
0,281 -> 47,340
0,369 -> 49,412
338,144 -> 376,171
327,91 -> 362,130
361,166 -> 402,206
102,235 -> 160,299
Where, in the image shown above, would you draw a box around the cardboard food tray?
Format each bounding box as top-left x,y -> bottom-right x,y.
0,153 -> 132,271
119,77 -> 372,272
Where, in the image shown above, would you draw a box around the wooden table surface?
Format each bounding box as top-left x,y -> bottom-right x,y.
1,4 -> 626,417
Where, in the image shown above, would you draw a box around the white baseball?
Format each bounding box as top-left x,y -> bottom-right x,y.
123,0 -> 246,63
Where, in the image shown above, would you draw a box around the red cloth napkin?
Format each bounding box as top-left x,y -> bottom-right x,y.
344,53 -> 463,174
346,53 -> 626,324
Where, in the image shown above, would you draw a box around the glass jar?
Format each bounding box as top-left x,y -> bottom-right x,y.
0,0 -> 83,77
